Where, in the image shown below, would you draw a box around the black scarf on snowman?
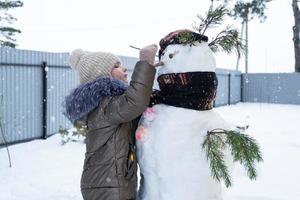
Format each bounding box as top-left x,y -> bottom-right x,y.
150,72 -> 218,111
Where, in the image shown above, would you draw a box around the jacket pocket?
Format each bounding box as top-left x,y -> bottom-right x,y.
123,144 -> 136,179
81,161 -> 119,189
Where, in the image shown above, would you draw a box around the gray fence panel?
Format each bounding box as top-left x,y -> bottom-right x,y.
242,73 -> 300,105
119,55 -> 137,83
0,48 -> 73,145
0,64 -> 43,144
213,69 -> 242,107
215,73 -> 230,106
46,64 -> 79,137
230,73 -> 242,104
119,55 -> 138,70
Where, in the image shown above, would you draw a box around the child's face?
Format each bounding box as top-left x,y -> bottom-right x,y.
111,62 -> 128,83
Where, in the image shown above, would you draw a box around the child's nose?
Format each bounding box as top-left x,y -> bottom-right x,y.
123,68 -> 127,72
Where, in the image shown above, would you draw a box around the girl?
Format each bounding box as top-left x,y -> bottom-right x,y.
63,44 -> 160,200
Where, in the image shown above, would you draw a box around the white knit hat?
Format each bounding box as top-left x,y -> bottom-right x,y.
69,49 -> 121,84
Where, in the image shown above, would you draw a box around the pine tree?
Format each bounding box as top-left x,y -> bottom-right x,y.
0,0 -> 23,48
230,0 -> 271,73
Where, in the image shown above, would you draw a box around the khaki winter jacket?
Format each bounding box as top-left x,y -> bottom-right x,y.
80,61 -> 156,200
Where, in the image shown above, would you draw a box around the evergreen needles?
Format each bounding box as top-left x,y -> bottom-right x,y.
177,31 -> 197,45
202,128 -> 263,187
195,5 -> 245,54
0,0 -> 23,47
59,120 -> 87,145
209,27 -> 244,54
197,5 -> 228,37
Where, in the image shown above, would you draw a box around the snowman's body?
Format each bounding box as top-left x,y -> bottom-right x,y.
136,42 -> 232,200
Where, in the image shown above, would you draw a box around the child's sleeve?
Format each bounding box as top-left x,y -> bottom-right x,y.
104,61 -> 156,124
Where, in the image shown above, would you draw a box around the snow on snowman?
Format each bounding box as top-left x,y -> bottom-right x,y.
135,30 -> 263,200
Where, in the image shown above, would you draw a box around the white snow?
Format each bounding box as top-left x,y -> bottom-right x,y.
136,105 -> 231,200
217,103 -> 300,200
0,137 -> 85,200
0,103 -> 300,200
158,42 -> 216,75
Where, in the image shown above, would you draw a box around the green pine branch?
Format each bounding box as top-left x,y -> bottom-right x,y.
0,1 -> 23,10
0,27 -> 21,47
0,40 -> 16,48
0,27 -> 21,33
177,31 -> 196,45
59,120 -> 87,145
0,1 -> 23,48
202,131 -> 232,187
202,128 -> 263,187
195,4 -> 245,55
226,130 -> 263,179
209,26 -> 245,54
196,5 -> 229,36
0,13 -> 17,24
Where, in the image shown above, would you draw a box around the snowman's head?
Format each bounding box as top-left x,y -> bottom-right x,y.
158,30 -> 216,76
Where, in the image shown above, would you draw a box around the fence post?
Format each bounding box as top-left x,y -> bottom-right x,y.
228,73 -> 231,105
241,74 -> 244,102
42,62 -> 48,139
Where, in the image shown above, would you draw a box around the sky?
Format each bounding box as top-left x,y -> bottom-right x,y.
10,0 -> 295,73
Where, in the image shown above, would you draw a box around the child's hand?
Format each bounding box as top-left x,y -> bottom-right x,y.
139,44 -> 158,65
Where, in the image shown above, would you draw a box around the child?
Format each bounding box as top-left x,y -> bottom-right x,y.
63,44 -> 159,200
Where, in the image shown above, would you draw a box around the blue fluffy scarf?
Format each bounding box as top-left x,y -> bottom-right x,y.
63,77 -> 128,124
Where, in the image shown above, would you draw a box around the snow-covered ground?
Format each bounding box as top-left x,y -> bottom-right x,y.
1,103 -> 300,200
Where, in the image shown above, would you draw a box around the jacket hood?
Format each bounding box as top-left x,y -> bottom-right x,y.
63,77 -> 128,124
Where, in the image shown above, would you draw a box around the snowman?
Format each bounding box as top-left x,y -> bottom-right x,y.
135,30 -> 232,200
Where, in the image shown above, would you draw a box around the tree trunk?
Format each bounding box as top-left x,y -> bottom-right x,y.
236,21 -> 245,71
245,16 -> 249,73
292,0 -> 300,72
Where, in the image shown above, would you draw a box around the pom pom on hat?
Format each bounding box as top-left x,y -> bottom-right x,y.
69,49 -> 85,70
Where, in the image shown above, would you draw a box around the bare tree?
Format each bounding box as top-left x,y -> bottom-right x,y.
293,0 -> 300,72
0,95 -> 12,168
230,0 -> 271,73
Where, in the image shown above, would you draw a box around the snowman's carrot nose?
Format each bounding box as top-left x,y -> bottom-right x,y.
154,61 -> 164,67
129,45 -> 159,58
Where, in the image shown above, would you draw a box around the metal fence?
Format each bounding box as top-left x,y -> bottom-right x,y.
0,47 -> 241,145
215,69 -> 242,106
242,73 -> 300,105
0,47 -> 75,145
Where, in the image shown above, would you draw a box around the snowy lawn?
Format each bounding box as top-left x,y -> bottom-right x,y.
0,103 -> 300,200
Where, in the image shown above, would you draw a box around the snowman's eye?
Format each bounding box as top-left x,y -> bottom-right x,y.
168,50 -> 179,59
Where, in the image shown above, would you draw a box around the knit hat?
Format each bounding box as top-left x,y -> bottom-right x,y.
69,49 -> 121,84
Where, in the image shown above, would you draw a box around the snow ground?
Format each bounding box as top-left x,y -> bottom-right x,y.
0,103 -> 300,200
